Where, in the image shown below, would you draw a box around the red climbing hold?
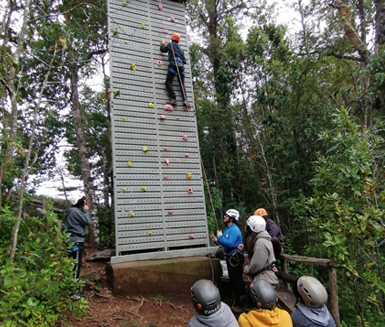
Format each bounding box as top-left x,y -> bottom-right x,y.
183,134 -> 188,141
170,16 -> 174,22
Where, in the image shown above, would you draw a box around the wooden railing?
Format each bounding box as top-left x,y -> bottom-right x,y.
279,254 -> 340,326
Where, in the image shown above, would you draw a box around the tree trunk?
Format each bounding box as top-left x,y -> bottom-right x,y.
375,0 -> 385,46
67,48 -> 99,247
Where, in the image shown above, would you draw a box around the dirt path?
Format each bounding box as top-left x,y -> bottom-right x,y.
67,246 -> 195,327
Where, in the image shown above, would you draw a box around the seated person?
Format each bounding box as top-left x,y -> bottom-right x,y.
254,208 -> 284,258
188,279 -> 239,327
238,279 -> 292,327
291,276 -> 336,327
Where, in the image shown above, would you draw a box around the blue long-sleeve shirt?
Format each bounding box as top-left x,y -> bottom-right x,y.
217,224 -> 243,256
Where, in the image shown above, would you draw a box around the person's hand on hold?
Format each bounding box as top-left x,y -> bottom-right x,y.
210,234 -> 217,243
216,230 -> 223,237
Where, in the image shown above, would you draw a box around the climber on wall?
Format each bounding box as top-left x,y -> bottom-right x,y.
160,32 -> 189,108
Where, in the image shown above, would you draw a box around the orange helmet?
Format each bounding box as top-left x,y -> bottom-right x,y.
254,208 -> 268,217
171,33 -> 180,42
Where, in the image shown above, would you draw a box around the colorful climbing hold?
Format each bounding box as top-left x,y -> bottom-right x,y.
160,114 -> 166,120
130,63 -> 137,71
163,175 -> 169,179
187,173 -> 192,179
160,39 -> 166,45
165,158 -> 169,166
122,188 -> 126,191
141,23 -> 145,29
142,146 -> 148,152
130,211 -> 135,217
187,187 -> 193,194
127,161 -> 132,167
122,117 -> 126,120
168,210 -> 173,215
163,28 -> 168,34
123,1 -> 127,6
170,16 -> 175,22
164,147 -> 168,151
189,234 -> 195,239
125,40 -> 128,44
182,134 -> 188,141
164,104 -> 173,111
148,102 -> 154,108
185,153 -> 189,157
148,231 -> 152,235
177,117 -> 180,120
141,187 -> 147,192
157,59 -> 162,66
158,2 -> 162,10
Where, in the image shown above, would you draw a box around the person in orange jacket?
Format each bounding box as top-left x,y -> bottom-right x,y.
238,279 -> 293,327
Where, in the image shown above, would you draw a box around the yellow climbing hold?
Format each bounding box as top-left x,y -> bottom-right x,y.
123,1 -> 127,6
142,146 -> 148,152
122,117 -> 126,120
130,63 -> 137,71
148,231 -> 152,235
141,187 -> 147,192
125,40 -> 128,44
127,161 -> 132,167
141,23 -> 145,29
187,173 -> 192,179
122,188 -> 126,191
148,102 -> 154,108
130,212 -> 135,217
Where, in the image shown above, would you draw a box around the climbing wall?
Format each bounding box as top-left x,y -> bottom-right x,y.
107,0 -> 209,262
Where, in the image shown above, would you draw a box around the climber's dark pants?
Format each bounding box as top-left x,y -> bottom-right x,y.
165,65 -> 186,101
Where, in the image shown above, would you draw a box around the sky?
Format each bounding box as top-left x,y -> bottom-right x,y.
33,0 -> 304,202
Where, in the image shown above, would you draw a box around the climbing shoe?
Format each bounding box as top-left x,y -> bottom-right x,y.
166,98 -> 177,105
183,100 -> 190,108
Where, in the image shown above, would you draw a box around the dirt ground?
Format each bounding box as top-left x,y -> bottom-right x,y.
68,246 -> 196,327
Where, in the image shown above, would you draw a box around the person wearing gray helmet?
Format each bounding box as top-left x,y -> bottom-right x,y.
238,279 -> 292,327
187,279 -> 239,327
291,276 -> 336,327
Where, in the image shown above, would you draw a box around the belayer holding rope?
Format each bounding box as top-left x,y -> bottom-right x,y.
160,32 -> 190,108
211,209 -> 246,313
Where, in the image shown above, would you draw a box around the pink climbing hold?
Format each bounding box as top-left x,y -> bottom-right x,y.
163,78 -> 166,83
163,175 -> 169,179
187,187 -> 193,194
158,2 -> 162,10
160,114 -> 166,120
165,158 -> 169,165
168,210 -> 173,215
185,153 -> 189,157
189,234 -> 195,239
164,104 -> 173,111
177,117 -> 180,120
164,147 -> 168,151
170,16 -> 174,22
157,59 -> 162,66
183,134 -> 188,141
163,28 -> 168,34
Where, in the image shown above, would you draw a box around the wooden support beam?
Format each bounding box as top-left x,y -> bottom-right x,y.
280,254 -> 333,267
328,267 -> 340,326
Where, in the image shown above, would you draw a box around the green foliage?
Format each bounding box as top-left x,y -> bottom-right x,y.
0,200 -> 87,326
293,108 -> 385,325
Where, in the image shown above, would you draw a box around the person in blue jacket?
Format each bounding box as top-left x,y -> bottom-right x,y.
211,209 -> 246,313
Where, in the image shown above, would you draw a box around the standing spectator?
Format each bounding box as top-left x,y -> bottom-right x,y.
238,279 -> 292,327
291,276 -> 336,327
211,209 -> 246,313
254,208 -> 283,258
64,195 -> 90,299
243,215 -> 279,287
188,279 -> 239,327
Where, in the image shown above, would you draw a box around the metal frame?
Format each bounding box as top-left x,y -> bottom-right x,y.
108,0 -> 209,262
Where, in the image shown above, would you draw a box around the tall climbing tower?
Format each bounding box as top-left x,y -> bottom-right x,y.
107,0 -> 210,263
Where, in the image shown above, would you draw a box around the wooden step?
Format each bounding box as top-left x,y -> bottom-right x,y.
276,287 -> 297,313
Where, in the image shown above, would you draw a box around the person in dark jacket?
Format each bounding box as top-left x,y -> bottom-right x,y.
63,195 -> 90,284
188,279 -> 239,327
160,32 -> 189,108
254,208 -> 283,258
211,209 -> 246,313
291,276 -> 336,327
